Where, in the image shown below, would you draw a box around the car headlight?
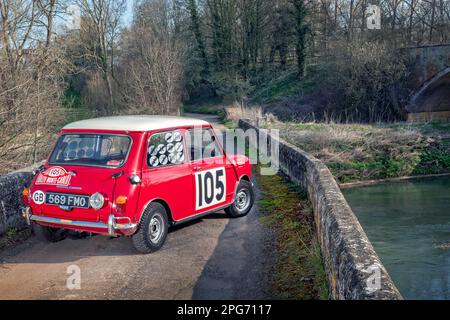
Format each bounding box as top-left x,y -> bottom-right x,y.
89,192 -> 105,210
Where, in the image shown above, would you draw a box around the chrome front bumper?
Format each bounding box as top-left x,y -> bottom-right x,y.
22,207 -> 137,236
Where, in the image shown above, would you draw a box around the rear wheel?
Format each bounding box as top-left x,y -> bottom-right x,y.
32,223 -> 67,243
132,203 -> 169,254
225,180 -> 254,218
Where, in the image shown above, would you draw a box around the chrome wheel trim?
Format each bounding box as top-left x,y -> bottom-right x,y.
235,188 -> 250,212
149,213 -> 164,244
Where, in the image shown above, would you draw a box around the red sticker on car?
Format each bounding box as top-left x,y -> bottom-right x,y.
35,166 -> 72,186
107,160 -> 120,166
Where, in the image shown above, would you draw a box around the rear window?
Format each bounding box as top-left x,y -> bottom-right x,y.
49,134 -> 132,168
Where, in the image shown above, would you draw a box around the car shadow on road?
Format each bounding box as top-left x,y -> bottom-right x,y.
192,177 -> 277,300
169,212 -> 228,233
0,212 -> 231,265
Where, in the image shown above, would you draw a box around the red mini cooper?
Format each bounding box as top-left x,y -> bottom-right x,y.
22,116 -> 254,253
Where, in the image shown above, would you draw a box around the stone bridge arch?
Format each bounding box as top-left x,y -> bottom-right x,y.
407,67 -> 450,122
403,44 -> 450,122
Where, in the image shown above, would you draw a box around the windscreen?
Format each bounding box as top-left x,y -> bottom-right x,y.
49,134 -> 132,168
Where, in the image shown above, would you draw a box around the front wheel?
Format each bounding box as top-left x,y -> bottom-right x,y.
132,203 -> 169,254
225,180 -> 254,218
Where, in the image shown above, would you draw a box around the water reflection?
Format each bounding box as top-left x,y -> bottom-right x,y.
343,176 -> 450,300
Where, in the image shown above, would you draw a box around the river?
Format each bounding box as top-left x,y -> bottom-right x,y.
343,176 -> 450,300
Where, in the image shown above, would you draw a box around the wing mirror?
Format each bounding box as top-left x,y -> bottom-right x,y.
32,164 -> 45,176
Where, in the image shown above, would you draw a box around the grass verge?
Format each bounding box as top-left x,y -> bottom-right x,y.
0,227 -> 31,251
255,166 -> 329,299
264,121 -> 450,183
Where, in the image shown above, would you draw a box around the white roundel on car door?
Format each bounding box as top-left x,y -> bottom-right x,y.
148,130 -> 185,168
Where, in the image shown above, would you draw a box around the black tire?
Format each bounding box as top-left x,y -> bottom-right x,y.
225,180 -> 254,218
132,202 -> 169,254
32,223 -> 67,243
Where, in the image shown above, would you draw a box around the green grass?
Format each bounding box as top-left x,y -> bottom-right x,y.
0,227 -> 31,251
386,122 -> 450,135
183,97 -> 225,115
269,121 -> 450,183
5,228 -> 18,240
222,119 -> 235,129
255,167 -> 329,299
327,157 -> 424,183
61,88 -> 94,124
62,87 -> 83,109
413,146 -> 450,175
250,65 -> 323,105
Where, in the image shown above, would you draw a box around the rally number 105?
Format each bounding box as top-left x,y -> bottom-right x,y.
195,167 -> 226,210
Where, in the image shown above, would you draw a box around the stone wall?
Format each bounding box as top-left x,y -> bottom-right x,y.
239,119 -> 402,300
0,165 -> 38,236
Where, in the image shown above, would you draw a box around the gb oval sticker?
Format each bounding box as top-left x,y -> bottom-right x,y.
35,166 -> 72,186
32,190 -> 45,205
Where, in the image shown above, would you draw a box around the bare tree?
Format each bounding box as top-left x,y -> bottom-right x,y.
0,0 -> 68,171
119,0 -> 183,115
76,0 -> 126,113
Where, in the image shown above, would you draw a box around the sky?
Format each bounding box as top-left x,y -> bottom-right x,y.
60,1 -> 135,31
124,0 -> 135,27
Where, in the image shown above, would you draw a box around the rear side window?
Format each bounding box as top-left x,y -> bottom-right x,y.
49,134 -> 131,168
148,130 -> 185,168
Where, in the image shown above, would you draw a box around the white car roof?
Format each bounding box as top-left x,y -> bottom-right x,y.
63,115 -> 210,132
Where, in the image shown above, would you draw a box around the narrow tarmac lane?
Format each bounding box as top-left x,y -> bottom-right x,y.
0,193 -> 272,300
0,114 -> 275,300
193,179 -> 275,300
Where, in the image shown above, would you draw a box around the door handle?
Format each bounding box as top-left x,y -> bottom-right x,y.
193,166 -> 202,171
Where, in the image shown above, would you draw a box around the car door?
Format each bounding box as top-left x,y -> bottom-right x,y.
139,129 -> 195,221
186,127 -> 236,216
